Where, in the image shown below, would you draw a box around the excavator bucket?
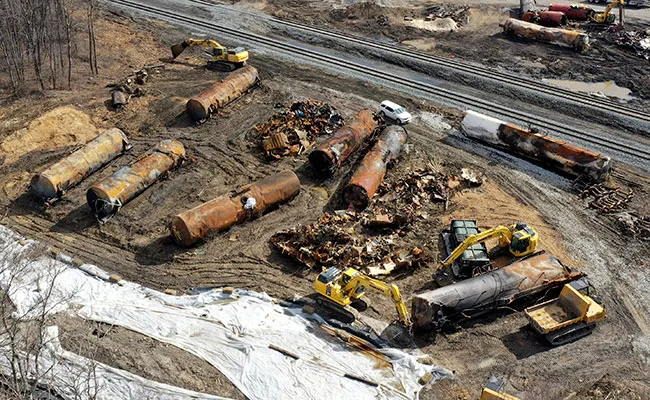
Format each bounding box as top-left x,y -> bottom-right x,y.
170,42 -> 186,59
381,322 -> 414,348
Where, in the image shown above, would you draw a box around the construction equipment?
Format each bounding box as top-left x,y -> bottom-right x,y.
170,39 -> 249,71
439,220 -> 539,279
480,377 -> 520,400
525,279 -> 606,345
413,253 -> 583,331
590,0 -> 623,24
314,267 -> 412,331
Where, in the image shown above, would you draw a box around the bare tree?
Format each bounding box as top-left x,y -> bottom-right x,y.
0,0 -> 74,95
0,238 -> 79,399
87,0 -> 98,75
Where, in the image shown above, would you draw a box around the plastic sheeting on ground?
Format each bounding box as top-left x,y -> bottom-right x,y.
0,225 -> 450,400
0,327 -> 232,400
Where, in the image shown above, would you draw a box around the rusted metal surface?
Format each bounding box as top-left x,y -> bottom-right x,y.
548,4 -> 594,20
308,109 -> 377,176
502,18 -> 589,51
171,170 -> 301,247
342,125 -> 408,209
522,11 -> 566,26
255,100 -> 343,160
412,252 -> 584,330
186,65 -> 259,122
538,11 -> 567,26
87,139 -> 186,221
577,182 -> 633,213
31,128 -> 130,203
461,110 -> 611,182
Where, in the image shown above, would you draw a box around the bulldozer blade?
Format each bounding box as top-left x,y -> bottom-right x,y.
170,43 -> 185,59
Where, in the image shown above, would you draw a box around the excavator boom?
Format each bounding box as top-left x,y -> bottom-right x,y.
170,38 -> 249,71
591,0 -> 624,23
314,267 -> 412,329
438,221 -> 538,277
440,225 -> 512,268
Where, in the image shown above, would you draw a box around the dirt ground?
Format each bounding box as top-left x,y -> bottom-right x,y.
1,3 -> 650,400
261,0 -> 650,101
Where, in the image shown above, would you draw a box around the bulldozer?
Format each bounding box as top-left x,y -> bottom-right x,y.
438,220 -> 539,281
170,39 -> 249,71
314,267 -> 412,344
590,0 -> 624,24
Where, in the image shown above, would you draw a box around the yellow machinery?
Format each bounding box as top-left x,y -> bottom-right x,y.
170,39 -> 249,71
480,377 -> 520,400
439,222 -> 538,274
525,280 -> 606,345
591,0 -> 623,24
314,267 -> 412,329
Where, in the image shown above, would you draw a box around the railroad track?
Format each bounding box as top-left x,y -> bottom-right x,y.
108,0 -> 650,163
189,0 -> 650,125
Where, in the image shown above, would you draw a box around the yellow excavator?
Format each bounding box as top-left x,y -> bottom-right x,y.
170,39 -> 249,71
438,222 -> 539,278
314,267 -> 412,331
591,0 -> 624,24
480,377 -> 520,400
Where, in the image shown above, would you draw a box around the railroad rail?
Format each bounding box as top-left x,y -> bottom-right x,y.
191,0 -> 650,125
108,0 -> 650,163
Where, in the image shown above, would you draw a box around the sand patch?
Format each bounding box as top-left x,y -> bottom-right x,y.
1,106 -> 99,165
445,180 -> 575,266
405,17 -> 458,32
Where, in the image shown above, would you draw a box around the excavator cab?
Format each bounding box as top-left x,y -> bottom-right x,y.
509,222 -> 537,257
314,267 -> 367,308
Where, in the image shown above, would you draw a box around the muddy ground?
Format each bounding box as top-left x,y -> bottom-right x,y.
1,3 -> 650,400
261,0 -> 650,101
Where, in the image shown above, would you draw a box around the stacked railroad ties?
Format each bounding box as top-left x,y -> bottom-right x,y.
30,62 -> 612,335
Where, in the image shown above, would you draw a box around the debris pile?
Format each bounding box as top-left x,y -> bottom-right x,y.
617,213 -> 650,241
271,211 -> 427,276
422,4 -> 470,26
108,64 -> 164,109
271,167 -> 451,276
373,168 -> 449,218
591,28 -> 650,60
577,182 -> 633,213
612,30 -> 650,60
254,100 -> 343,160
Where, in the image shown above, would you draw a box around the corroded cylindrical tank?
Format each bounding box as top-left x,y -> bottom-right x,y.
186,65 -> 259,122
342,125 -> 408,209
461,110 -> 610,182
501,18 -> 589,52
548,4 -> 594,20
171,170 -> 301,247
308,109 -> 377,176
412,253 -> 583,331
87,139 -> 186,221
538,11 -> 567,27
31,128 -> 130,203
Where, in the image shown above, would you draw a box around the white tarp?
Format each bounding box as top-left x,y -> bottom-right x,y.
0,225 -> 450,400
